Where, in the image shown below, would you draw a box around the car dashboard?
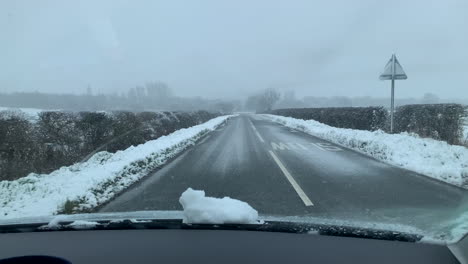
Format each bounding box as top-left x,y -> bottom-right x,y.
0,228 -> 463,264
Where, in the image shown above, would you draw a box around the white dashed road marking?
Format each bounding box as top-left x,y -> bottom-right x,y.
249,119 -> 265,143
270,141 -> 342,152
310,142 -> 343,151
268,150 -> 314,206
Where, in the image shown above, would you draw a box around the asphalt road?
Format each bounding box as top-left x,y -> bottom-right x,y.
100,114 -> 468,229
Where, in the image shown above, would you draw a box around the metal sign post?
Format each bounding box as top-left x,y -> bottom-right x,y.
380,54 -> 407,133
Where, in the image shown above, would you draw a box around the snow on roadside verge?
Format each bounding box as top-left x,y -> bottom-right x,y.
179,188 -> 259,224
262,114 -> 468,189
0,115 -> 235,219
463,125 -> 468,145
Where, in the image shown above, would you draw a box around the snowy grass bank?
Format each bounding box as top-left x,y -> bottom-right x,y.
462,114 -> 468,146
262,114 -> 468,189
0,115 -> 235,219
463,125 -> 468,146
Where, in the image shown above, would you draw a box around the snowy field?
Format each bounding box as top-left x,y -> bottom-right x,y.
0,115 -> 235,219
0,106 -> 188,122
0,106 -> 47,122
262,114 -> 468,189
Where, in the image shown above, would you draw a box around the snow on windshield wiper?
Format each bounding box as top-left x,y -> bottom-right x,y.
0,217 -> 422,243
0,189 -> 423,242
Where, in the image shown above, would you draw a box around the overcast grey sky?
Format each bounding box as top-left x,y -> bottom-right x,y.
1,0 -> 467,99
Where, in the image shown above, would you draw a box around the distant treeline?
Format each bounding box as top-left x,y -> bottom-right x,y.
0,110 -> 220,181
244,89 -> 468,112
0,82 -> 240,113
274,91 -> 468,109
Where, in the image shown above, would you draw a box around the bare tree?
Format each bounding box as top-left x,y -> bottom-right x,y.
245,88 -> 280,112
145,82 -> 173,101
259,88 -> 280,112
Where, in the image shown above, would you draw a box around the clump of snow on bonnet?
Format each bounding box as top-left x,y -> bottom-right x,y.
179,188 -> 259,224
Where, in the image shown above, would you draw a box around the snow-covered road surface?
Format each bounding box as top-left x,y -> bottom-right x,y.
101,114 -> 468,243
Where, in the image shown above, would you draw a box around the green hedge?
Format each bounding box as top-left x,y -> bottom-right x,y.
394,104 -> 466,144
0,110 -> 220,181
270,107 -> 388,131
270,104 -> 467,145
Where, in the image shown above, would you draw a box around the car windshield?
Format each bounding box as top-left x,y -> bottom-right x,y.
1,0 -> 468,244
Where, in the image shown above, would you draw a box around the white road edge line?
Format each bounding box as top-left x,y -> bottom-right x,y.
268,150 -> 314,206
197,135 -> 211,145
249,119 -> 265,143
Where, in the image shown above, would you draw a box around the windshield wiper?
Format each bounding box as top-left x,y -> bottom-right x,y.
0,218 -> 422,243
